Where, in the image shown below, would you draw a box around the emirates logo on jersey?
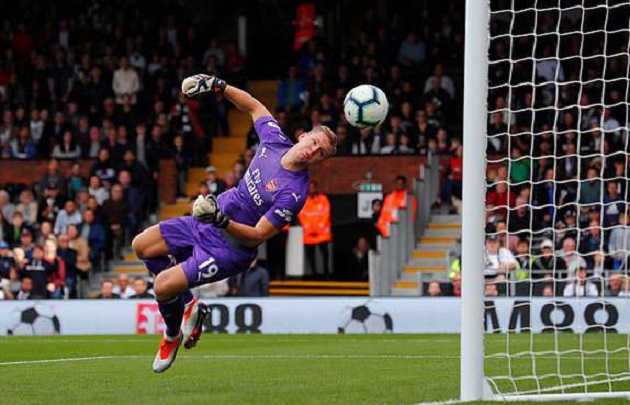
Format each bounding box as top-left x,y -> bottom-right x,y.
265,179 -> 279,192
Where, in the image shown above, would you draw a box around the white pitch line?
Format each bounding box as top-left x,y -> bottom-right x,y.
406,400 -> 462,405
0,353 -> 460,366
0,355 -> 146,366
0,337 -> 453,344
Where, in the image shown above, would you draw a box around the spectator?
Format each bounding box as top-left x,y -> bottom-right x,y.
0,241 -> 12,278
581,220 -> 603,254
16,276 -> 33,300
0,190 -> 15,220
427,281 -> 443,297
398,133 -> 415,154
112,274 -> 136,299
563,261 -> 598,297
74,188 -> 90,215
531,239 -> 567,281
448,273 -> 462,297
23,245 -> 49,299
97,280 -> 120,299
36,221 -> 55,246
128,277 -> 152,299
54,200 -> 82,235
67,224 -> 91,277
557,236 -> 581,276
350,236 -> 370,281
422,77 -> 451,116
607,273 -> 624,297
38,159 -> 67,195
88,175 -> 110,206
398,32 -> 425,66
52,130 -> 81,159
43,239 -> 64,299
15,190 -> 38,226
484,234 -> 517,282
228,259 -> 269,297
355,127 -> 383,154
67,163 -> 86,201
120,149 -> 148,190
101,184 -> 127,260
298,181 -> 332,279
485,283 -> 499,297
204,166 -> 227,196
9,126 -> 36,159
56,234 -> 78,298
608,212 -> 630,268
19,229 -> 36,259
379,133 -> 399,154
603,181 -> 624,226
277,66 -> 305,111
579,167 -> 601,205
7,212 -> 30,248
486,182 -> 515,221
440,144 -> 463,207
90,148 -> 117,189
173,135 -> 191,198
37,181 -> 65,224
112,57 -> 140,105
424,63 -> 456,100
80,209 -> 105,270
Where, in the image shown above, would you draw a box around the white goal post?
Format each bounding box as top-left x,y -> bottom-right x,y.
462,0 -> 630,401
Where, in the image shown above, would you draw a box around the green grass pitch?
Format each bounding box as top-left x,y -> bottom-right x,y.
1,334 -> 629,405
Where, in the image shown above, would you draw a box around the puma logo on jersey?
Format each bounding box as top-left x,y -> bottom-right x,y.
259,147 -> 268,158
291,192 -> 301,202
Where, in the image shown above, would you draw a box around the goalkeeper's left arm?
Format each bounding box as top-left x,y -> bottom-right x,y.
182,74 -> 271,123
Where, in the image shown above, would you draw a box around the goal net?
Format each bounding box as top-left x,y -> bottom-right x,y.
463,0 -> 630,401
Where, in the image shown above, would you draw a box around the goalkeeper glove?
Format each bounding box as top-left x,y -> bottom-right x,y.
181,74 -> 227,97
192,194 -> 230,228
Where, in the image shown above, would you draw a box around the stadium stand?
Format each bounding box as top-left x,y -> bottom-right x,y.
0,0 -> 475,298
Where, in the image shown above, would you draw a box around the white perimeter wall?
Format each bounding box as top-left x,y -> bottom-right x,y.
0,297 -> 628,335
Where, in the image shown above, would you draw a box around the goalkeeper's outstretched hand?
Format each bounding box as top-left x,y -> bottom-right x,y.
181,74 -> 227,97
192,194 -> 230,228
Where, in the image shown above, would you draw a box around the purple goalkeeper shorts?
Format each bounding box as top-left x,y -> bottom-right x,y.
159,216 -> 257,288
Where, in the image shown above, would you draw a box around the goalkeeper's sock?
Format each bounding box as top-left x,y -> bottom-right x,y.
143,257 -> 173,276
144,256 -> 193,306
181,290 -> 194,306
158,295 -> 185,339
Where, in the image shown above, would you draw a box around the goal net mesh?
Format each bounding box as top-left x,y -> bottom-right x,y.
484,0 -> 630,397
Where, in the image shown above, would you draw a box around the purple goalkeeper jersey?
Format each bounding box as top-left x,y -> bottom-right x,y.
217,115 -> 310,230
159,115 -> 309,287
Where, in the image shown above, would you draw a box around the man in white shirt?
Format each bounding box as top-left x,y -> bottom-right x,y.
112,274 -> 136,299
112,57 -> 140,104
54,200 -> 82,235
563,259 -> 599,297
484,234 -> 517,282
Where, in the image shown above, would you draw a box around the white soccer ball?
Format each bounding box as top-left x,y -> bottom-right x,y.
343,85 -> 389,129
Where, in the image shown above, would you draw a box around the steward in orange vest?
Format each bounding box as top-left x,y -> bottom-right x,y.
298,181 -> 332,278
376,175 -> 417,237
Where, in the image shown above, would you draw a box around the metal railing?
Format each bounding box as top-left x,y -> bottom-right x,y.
368,156 -> 441,296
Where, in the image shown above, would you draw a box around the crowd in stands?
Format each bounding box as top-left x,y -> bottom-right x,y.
439,3 -> 630,298
7,2 -> 625,299
269,22 -> 465,158
0,0 -> 249,299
